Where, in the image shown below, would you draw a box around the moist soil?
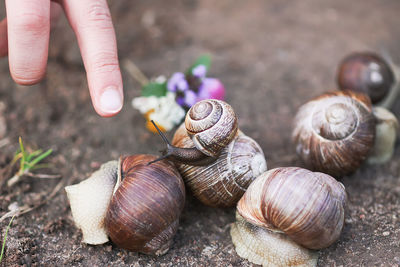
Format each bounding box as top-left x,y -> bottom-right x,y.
1,1 -> 400,266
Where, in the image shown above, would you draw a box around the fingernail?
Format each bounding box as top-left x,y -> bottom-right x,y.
99,87 -> 123,114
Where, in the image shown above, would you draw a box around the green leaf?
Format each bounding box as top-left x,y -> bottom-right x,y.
0,215 -> 16,263
29,149 -> 53,168
141,82 -> 167,97
187,55 -> 212,74
26,149 -> 43,162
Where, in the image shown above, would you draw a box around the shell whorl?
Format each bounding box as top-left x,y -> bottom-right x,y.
292,91 -> 376,177
237,167 -> 347,250
105,155 -> 185,255
172,123 -> 267,207
185,99 -> 238,157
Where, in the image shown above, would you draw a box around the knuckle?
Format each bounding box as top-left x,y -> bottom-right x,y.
85,2 -> 112,26
13,12 -> 48,33
88,51 -> 120,74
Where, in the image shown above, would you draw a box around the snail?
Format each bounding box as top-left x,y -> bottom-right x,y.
292,90 -> 398,177
151,99 -> 267,207
367,106 -> 399,164
337,51 -> 400,108
230,167 -> 347,267
65,154 -> 185,255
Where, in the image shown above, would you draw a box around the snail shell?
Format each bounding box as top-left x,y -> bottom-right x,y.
172,123 -> 267,207
231,167 -> 347,267
292,90 -> 376,177
337,52 -> 395,104
185,99 -> 238,157
65,155 -> 185,255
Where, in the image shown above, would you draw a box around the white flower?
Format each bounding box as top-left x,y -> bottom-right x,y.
132,92 -> 186,132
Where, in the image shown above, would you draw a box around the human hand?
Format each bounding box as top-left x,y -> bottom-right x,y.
0,0 -> 123,117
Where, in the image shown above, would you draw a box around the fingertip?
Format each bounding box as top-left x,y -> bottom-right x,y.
92,86 -> 124,117
10,67 -> 46,85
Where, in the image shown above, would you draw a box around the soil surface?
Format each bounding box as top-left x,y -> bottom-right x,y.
1,0 -> 400,266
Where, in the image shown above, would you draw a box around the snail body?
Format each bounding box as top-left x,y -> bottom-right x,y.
153,99 -> 267,207
367,107 -> 399,164
337,52 -> 400,108
230,167 -> 347,267
292,90 -> 398,177
65,154 -> 185,255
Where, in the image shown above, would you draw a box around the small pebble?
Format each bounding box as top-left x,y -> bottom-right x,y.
90,161 -> 101,169
382,231 -> 390,236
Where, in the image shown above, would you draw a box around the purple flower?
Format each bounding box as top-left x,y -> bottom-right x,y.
197,84 -> 211,101
199,78 -> 225,100
176,96 -> 185,106
192,65 -> 207,78
176,79 -> 189,91
184,90 -> 197,107
167,72 -> 186,92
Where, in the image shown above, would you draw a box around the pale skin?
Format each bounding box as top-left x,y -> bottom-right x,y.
0,0 -> 123,117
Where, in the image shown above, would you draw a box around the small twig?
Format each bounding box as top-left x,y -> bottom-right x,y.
0,210 -> 19,224
0,138 -> 9,149
123,59 -> 150,86
24,172 -> 62,179
7,171 -> 61,187
0,178 -> 65,223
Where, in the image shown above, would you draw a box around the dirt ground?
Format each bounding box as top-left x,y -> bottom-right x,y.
1,0 -> 400,266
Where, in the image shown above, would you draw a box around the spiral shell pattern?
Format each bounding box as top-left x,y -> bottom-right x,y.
292,91 -> 375,177
105,155 -> 185,255
185,99 -> 238,157
237,167 -> 347,250
172,123 -> 267,207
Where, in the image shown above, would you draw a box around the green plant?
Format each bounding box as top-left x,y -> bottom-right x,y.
7,137 -> 53,187
0,215 -> 16,264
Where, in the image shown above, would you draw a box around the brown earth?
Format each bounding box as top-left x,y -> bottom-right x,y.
1,0 -> 400,266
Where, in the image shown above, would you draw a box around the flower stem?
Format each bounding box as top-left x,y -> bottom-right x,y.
123,60 -> 150,86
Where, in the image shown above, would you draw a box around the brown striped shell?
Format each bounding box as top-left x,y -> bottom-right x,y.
337,52 -> 395,104
236,167 -> 347,250
292,90 -> 376,177
105,155 -> 185,255
172,123 -> 267,207
185,99 -> 238,157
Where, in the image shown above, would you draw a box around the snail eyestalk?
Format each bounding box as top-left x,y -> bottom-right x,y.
150,120 -> 216,166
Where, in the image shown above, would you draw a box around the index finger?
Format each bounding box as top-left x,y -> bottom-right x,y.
60,0 -> 123,117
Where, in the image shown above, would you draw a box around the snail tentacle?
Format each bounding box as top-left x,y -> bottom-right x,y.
150,120 -> 217,166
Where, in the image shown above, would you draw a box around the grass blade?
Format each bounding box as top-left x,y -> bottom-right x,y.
26,149 -> 43,162
29,149 -> 53,168
18,137 -> 26,171
0,215 -> 16,263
